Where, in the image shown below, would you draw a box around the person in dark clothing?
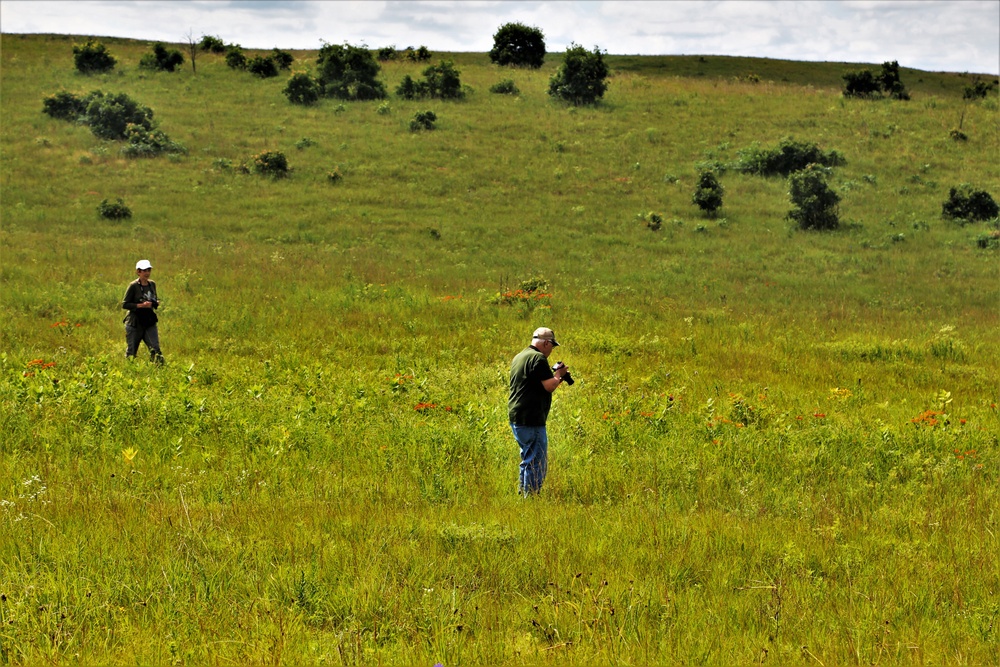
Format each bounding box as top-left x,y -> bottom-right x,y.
508,327 -> 570,495
121,259 -> 163,363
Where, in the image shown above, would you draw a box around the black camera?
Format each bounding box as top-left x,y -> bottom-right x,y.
552,362 -> 574,385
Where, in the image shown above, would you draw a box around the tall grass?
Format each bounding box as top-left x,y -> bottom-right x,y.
1,34 -> 998,664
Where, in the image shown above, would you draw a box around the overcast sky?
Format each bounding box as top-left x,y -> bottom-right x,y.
2,0 -> 997,74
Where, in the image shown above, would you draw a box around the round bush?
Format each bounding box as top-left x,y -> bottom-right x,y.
73,40 -> 116,74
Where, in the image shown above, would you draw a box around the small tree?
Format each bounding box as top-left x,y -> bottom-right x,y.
490,22 -> 545,69
248,56 -> 279,78
42,90 -> 89,121
692,170 -> 724,216
84,91 -> 155,140
405,46 -> 432,62
73,40 -> 117,74
787,165 -> 840,231
843,60 -> 909,100
377,46 -> 398,61
283,72 -> 321,105
139,43 -> 185,72
942,184 -> 999,223
271,49 -> 294,70
316,43 -> 387,100
225,45 -> 247,70
410,110 -> 437,131
199,35 -> 226,53
548,44 -> 608,106
422,61 -> 464,99
97,197 -> 132,220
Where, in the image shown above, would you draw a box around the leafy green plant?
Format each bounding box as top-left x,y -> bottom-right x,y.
139,43 -> 185,72
942,184 -> 999,223
692,170 -> 724,216
199,35 -> 226,53
120,123 -> 186,157
548,43 -> 608,105
294,137 -> 317,150
787,164 -> 840,230
247,55 -> 279,79
225,45 -> 247,70
396,61 -> 464,100
843,60 -> 910,99
247,150 -> 290,177
83,90 -> 155,140
404,45 -> 432,62
377,46 -> 398,62
97,197 -> 131,219
72,39 -> 116,74
283,72 -> 321,105
315,42 -> 387,101
489,79 -> 519,95
733,137 -> 845,176
271,49 -> 294,70
409,110 -> 437,131
490,22 -> 546,69
42,90 -> 88,121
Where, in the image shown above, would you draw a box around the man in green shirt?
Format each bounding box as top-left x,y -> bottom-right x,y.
509,327 -> 571,495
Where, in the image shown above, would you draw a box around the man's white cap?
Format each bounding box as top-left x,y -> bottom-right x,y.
136,259 -> 152,270
532,327 -> 559,346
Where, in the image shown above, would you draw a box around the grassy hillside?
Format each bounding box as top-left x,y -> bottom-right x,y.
1,33 -> 998,665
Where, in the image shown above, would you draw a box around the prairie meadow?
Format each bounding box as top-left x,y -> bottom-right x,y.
1,34 -> 998,664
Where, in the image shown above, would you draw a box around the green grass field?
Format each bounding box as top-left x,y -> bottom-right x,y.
1,34 -> 999,664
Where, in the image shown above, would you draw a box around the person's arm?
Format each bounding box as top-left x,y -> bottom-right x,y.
122,283 -> 139,311
542,375 -> 563,392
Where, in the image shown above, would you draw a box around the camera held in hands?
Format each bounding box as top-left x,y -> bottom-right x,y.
552,362 -> 574,385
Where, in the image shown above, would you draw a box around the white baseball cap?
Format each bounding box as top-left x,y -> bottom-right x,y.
532,327 -> 559,346
135,259 -> 152,270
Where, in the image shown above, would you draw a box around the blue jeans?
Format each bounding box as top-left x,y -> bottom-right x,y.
511,424 -> 548,496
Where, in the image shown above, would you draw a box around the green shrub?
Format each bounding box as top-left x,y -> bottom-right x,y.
396,75 -> 426,100
248,150 -> 289,177
376,102 -> 391,115
97,197 -> 132,219
963,78 -> 996,100
83,91 -> 155,140
139,43 -> 185,72
225,45 -> 247,70
72,40 -> 116,74
327,166 -> 344,183
283,72 -> 321,105
316,43 -> 387,101
405,46 -> 432,62
409,110 -> 437,132
395,62 -> 463,100
637,211 -> 663,231
942,184 -> 999,223
843,60 -> 909,100
199,35 -> 226,53
548,44 -> 608,106
787,165 -> 840,230
734,137 -> 845,176
976,230 -> 1000,249
692,170 -> 724,216
490,79 -> 519,95
490,22 -> 546,69
42,91 -> 88,121
377,46 -> 398,62
421,61 -> 464,99
120,123 -> 186,158
271,49 -> 294,70
247,56 -> 279,79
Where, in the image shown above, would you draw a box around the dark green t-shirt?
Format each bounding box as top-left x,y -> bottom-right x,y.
508,346 -> 555,426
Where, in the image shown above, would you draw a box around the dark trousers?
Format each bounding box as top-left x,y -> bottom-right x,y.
125,324 -> 163,363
